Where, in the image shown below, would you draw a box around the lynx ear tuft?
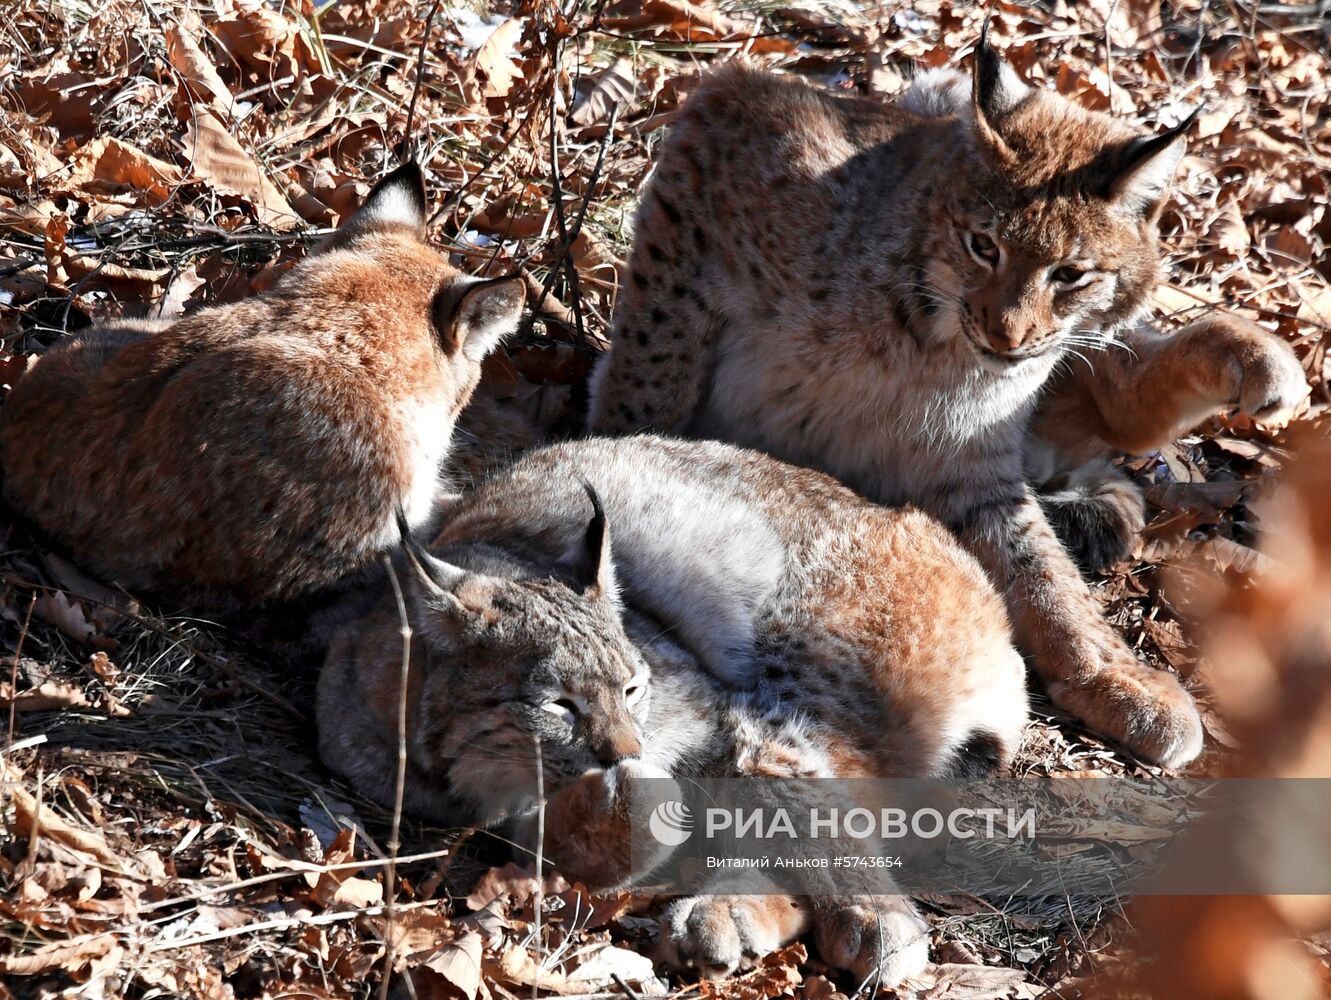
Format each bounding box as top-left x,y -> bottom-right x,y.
343,161 -> 428,235
442,276 -> 526,362
396,507 -> 465,594
562,481 -> 620,604
970,19 -> 1031,160
1107,107 -> 1199,215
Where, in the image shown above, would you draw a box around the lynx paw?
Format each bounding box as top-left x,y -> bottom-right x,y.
538,759 -> 679,890
813,896 -> 930,987
660,895 -> 808,979
1203,317 -> 1307,423
1050,654 -> 1203,768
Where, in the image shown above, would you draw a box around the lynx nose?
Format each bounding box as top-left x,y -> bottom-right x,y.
595,728 -> 642,766
983,325 -> 1021,354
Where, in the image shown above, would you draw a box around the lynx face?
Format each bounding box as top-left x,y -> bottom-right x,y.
400,497 -> 651,817
932,48 -> 1194,371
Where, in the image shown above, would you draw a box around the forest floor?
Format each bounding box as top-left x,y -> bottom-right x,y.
2,1 -> 1330,997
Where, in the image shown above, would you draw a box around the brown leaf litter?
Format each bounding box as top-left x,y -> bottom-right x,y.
2,1 -> 1330,997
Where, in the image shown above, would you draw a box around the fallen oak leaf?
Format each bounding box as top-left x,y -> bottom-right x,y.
571,58 -> 637,127
468,18 -> 525,102
183,107 -> 300,229
165,18 -> 235,118
0,677 -> 92,713
707,941 -> 805,1000
8,782 -> 126,870
465,861 -> 565,911
415,930 -> 485,1000
64,136 -> 182,204
0,933 -> 121,978
898,962 -> 1035,999
33,590 -> 96,644
603,0 -> 734,40
563,942 -> 657,991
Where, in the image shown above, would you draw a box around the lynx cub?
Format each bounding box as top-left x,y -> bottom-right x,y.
318,435 -> 1029,985
0,164 -> 523,608
588,37 -> 1307,767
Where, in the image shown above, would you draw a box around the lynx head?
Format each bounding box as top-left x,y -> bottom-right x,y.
398,489 -> 650,823
309,161 -> 525,399
933,27 -> 1195,371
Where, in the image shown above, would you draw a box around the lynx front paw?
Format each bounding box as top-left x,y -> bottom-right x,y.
813,896 -> 930,987
1199,316 -> 1307,423
660,895 -> 809,979
538,760 -> 679,890
1050,654 -> 1203,768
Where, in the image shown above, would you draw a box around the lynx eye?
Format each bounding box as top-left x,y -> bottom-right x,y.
1051,265 -> 1090,287
542,698 -> 580,723
967,231 -> 1000,267
624,678 -> 648,706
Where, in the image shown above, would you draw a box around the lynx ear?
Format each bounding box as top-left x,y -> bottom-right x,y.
1107,108 -> 1199,215
561,482 -> 619,604
971,19 -> 1031,161
397,510 -> 465,592
439,276 -> 525,362
342,161 -> 427,235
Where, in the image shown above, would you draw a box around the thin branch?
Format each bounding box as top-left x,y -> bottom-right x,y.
403,0 -> 444,159
378,554 -> 414,1000
521,102 -> 620,340
531,733 -> 545,1000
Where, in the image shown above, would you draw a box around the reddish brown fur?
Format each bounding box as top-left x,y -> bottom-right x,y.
0,166 -> 524,608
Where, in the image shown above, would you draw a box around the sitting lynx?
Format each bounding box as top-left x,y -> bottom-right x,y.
0,163 -> 523,608
318,435 -> 1029,985
588,35 -> 1307,767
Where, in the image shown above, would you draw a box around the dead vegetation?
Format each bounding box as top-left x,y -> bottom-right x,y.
1,0 -> 1329,997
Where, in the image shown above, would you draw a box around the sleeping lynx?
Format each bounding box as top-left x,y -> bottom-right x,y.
0,163 -> 524,608
588,36 -> 1307,767
318,435 -> 1029,985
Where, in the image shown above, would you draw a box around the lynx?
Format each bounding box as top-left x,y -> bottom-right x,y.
0,163 -> 524,609
587,37 -> 1307,767
318,434 -> 1029,985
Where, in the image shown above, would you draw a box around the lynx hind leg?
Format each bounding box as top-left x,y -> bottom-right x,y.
1037,458 -> 1146,576
857,512 -> 1030,778
587,131 -> 720,435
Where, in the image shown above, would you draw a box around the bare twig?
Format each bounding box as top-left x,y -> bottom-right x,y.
378,555 -> 414,1000
531,733 -> 545,1000
403,0 -> 444,159
521,102 -> 621,339
6,592 -> 36,750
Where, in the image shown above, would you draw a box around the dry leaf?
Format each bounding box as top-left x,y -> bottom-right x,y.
64,136 -> 182,204
465,862 -> 565,911
165,19 -> 235,117
0,677 -> 92,713
898,962 -> 1034,999
33,591 -> 96,644
470,19 -> 525,101
8,783 -> 125,869
565,942 -> 657,989
0,933 -> 121,977
183,107 -> 299,228
420,930 -> 484,1000
571,58 -> 637,127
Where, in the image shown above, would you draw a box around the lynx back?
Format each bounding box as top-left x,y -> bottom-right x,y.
0,164 -> 525,608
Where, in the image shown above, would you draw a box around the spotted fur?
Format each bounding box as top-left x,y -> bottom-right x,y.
588,43 -> 1307,767
318,434 -> 1029,986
